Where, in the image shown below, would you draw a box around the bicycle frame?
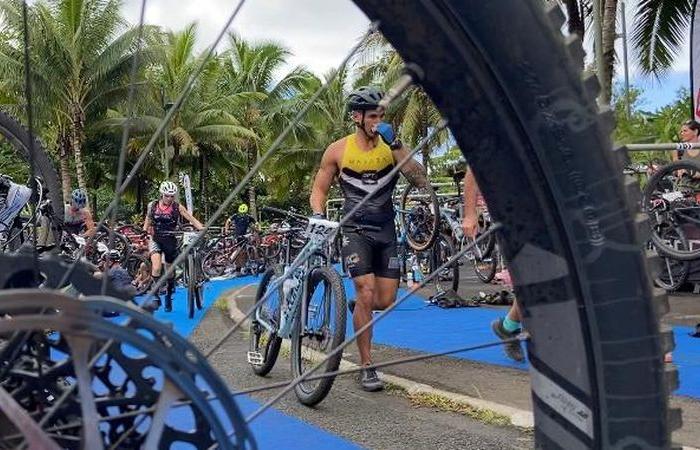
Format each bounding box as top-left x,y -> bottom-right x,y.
254,218 -> 338,340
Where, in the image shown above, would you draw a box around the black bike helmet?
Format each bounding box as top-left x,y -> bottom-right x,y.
347,86 -> 384,111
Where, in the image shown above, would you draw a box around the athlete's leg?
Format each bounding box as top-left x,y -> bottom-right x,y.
149,241 -> 163,278
352,273 -> 376,366
373,277 -> 399,310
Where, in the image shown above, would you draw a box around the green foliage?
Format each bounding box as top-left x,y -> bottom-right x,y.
0,3 -> 696,226
613,83 -> 691,165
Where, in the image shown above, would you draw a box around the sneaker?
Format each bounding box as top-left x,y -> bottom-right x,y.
359,367 -> 384,392
347,299 -> 356,314
491,318 -> 524,362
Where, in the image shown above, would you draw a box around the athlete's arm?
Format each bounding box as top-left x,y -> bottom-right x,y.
223,217 -> 231,235
83,209 -> 96,237
310,144 -> 340,215
392,147 -> 429,188
179,204 -> 204,230
462,168 -> 479,238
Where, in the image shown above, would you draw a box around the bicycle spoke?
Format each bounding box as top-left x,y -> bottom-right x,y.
102,0 -> 149,296
229,334 -> 526,397
20,1 -> 39,282
0,385 -> 61,450
12,330 -> 525,440
136,380 -> 181,450
65,335 -> 104,450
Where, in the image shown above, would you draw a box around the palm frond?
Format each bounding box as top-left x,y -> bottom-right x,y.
632,0 -> 692,78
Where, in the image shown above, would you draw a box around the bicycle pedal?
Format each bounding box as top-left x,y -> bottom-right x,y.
247,351 -> 264,366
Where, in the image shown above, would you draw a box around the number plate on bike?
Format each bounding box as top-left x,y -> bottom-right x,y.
306,218 -> 339,242
183,231 -> 198,246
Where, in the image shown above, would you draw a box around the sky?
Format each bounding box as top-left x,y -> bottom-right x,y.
122,0 -> 692,112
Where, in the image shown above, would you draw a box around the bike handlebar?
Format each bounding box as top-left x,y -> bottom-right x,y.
262,206 -> 308,221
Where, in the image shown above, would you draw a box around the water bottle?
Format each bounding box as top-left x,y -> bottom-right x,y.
282,277 -> 299,301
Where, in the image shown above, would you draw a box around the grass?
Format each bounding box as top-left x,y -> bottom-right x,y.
213,295 -> 230,314
384,382 -> 511,427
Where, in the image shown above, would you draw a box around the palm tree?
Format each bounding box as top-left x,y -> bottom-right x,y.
261,67 -> 352,204
354,33 -> 449,171
0,0 -> 155,205
219,33 -> 315,218
97,23 -> 257,217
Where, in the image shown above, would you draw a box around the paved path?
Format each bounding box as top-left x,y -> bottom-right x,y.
148,276 -> 532,449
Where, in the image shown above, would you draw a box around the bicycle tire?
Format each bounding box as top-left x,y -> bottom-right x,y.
249,266 -> 283,376
650,226 -> 690,292
195,254 -> 204,310
400,183 -> 440,251
356,1 -> 677,447
654,255 -> 689,292
473,242 -> 498,284
187,254 -> 196,319
642,159 -> 700,260
0,110 -> 63,222
201,248 -> 227,278
431,233 -> 459,292
291,266 -> 346,406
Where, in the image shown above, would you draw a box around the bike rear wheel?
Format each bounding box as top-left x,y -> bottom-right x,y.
399,184 -> 440,251
249,266 -> 283,376
291,266 -> 346,406
430,233 -> 459,292
201,248 -> 228,278
472,239 -> 498,284
650,226 -> 690,292
643,159 -> 700,260
186,254 -> 196,319
0,111 -> 63,222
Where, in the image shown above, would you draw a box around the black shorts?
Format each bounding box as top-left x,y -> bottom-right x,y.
341,222 -> 400,279
149,237 -> 178,264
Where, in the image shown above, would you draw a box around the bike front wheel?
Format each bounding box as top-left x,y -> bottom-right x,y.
291,266 -> 346,406
186,254 -> 196,318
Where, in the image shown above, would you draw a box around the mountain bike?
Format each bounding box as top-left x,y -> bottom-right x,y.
248,208 -> 347,406
159,230 -> 205,319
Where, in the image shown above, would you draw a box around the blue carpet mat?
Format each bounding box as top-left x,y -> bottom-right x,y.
130,275 -> 362,449
342,278 -> 700,399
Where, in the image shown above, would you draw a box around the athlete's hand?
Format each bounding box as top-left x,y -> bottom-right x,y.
376,122 -> 397,147
462,214 -> 478,239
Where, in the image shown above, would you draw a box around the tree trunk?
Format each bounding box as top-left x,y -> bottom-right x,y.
57,132 -> 72,205
70,105 -> 89,206
247,145 -> 257,219
601,0 -> 618,104
171,141 -> 179,180
136,174 -> 143,218
199,152 -> 207,220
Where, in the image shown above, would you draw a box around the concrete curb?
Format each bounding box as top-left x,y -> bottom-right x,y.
224,286 -> 535,429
